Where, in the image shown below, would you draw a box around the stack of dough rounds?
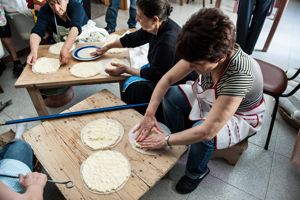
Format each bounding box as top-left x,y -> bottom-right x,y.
70,62 -> 99,78
105,33 -> 121,44
32,57 -> 60,74
80,150 -> 131,194
106,58 -> 130,69
48,42 -> 75,55
81,118 -> 124,150
105,33 -> 127,54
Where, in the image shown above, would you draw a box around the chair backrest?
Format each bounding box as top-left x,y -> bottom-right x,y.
255,59 -> 288,97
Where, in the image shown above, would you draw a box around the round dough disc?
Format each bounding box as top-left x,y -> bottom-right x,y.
48,42 -> 75,55
128,122 -> 171,155
81,150 -> 131,194
81,118 -> 124,150
32,57 -> 60,74
70,62 -> 99,78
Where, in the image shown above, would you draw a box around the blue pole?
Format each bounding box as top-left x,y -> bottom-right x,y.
1,103 -> 148,126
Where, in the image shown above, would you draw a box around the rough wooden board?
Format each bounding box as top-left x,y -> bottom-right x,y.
23,90 -> 187,200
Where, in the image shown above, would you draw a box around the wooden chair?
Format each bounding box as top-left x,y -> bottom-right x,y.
256,59 -> 300,150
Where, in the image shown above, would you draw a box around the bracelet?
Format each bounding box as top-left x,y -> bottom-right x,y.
165,135 -> 171,147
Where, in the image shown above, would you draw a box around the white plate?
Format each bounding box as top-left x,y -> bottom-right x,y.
72,45 -> 101,61
128,122 -> 171,155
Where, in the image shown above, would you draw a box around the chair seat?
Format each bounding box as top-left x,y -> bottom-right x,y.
256,59 -> 288,96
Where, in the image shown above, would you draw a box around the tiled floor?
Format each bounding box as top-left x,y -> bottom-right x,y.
1,0 -> 300,200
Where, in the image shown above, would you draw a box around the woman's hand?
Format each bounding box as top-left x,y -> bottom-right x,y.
19,172 -> 47,190
60,47 -> 71,65
139,129 -> 166,150
26,51 -> 38,65
134,114 -> 162,142
91,46 -> 109,56
105,63 -> 128,76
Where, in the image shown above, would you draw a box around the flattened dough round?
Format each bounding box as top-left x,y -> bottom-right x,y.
48,42 -> 75,55
128,122 -> 171,155
81,118 -> 124,150
70,62 -> 98,78
32,57 -> 60,74
81,150 -> 131,194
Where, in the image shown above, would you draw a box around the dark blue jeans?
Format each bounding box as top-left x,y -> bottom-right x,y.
236,0 -> 273,54
105,0 -> 137,30
0,140 -> 33,171
163,86 -> 215,179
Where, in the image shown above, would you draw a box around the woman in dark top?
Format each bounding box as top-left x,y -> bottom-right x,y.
26,0 -> 88,108
27,0 -> 88,65
94,0 -> 196,121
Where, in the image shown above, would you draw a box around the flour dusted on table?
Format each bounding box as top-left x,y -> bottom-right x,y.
32,57 -> 60,74
81,118 -> 124,150
80,150 -> 131,194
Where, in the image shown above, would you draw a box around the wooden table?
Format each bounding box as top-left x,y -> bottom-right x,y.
23,90 -> 187,200
15,45 -> 128,116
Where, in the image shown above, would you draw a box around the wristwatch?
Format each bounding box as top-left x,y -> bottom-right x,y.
164,135 -> 171,147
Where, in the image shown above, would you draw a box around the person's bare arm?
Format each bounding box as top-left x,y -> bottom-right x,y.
60,27 -> 79,64
135,59 -> 193,142
27,33 -> 42,65
140,95 -> 243,149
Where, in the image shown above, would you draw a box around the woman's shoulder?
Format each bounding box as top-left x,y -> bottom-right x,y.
228,46 -> 256,74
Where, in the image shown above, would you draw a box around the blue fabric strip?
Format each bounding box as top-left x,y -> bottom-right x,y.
123,63 -> 150,91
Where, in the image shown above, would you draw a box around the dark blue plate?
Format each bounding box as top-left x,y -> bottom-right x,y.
72,45 -> 101,61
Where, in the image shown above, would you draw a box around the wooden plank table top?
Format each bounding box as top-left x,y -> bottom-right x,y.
15,44 -> 128,88
23,90 -> 187,200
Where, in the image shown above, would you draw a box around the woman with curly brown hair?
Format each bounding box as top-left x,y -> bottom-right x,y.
134,8 -> 266,194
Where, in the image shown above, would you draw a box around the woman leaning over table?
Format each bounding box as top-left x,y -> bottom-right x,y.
27,0 -> 88,65
93,0 -> 196,122
135,8 -> 266,194
25,0 -> 88,107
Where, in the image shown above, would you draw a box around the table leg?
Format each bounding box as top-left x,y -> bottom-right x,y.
27,87 -> 49,116
262,0 -> 289,52
215,0 -> 221,8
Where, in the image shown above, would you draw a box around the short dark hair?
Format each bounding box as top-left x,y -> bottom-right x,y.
176,8 -> 236,63
136,0 -> 173,21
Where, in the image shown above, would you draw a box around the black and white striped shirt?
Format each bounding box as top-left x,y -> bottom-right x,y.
201,46 -> 263,112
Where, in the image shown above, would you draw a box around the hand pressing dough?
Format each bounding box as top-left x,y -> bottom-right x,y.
81,150 -> 131,194
95,58 -> 130,75
81,118 -> 124,150
128,122 -> 171,155
32,57 -> 60,74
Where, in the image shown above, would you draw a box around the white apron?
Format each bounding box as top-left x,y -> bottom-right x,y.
179,75 -> 265,150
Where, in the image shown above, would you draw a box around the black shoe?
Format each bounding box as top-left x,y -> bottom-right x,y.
175,168 -> 210,194
104,27 -> 115,34
0,60 -> 6,76
12,61 -> 24,78
128,26 -> 136,29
